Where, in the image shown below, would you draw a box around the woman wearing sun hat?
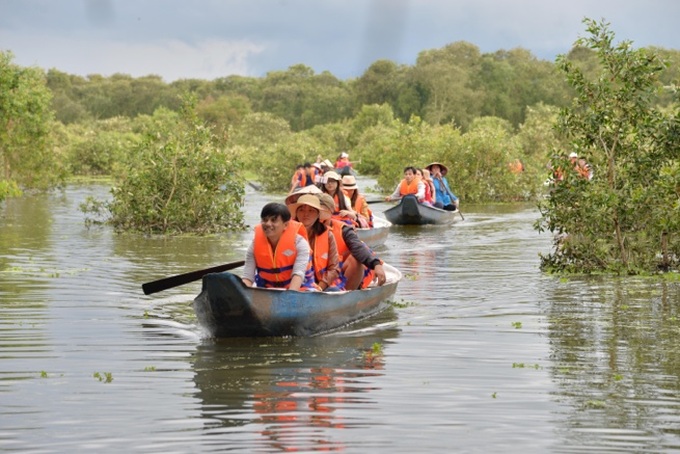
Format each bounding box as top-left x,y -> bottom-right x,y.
287,194 -> 342,291
342,174 -> 373,228
316,193 -> 386,290
425,162 -> 458,211
321,171 -> 357,226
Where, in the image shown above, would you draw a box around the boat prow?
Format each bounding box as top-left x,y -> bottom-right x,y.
383,195 -> 458,225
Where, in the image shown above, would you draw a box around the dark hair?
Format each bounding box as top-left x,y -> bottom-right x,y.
348,189 -> 358,205
404,166 -> 417,174
291,203 -> 326,236
309,219 -> 327,236
303,162 -> 312,168
260,202 -> 291,222
321,182 -> 350,211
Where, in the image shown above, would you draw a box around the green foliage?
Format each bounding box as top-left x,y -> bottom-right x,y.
256,133 -> 326,192
60,117 -> 141,176
93,371 -> 113,383
536,19 -> 680,274
226,111 -> 293,174
197,94 -> 252,139
357,114 -> 547,202
83,96 -> 246,234
0,51 -> 66,191
257,65 -> 354,131
0,179 -> 22,202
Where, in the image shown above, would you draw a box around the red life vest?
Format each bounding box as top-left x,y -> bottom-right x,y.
423,180 -> 435,204
253,221 -> 314,289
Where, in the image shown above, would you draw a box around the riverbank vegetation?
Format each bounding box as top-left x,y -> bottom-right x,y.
1,19 -> 678,272
536,19 -> 679,274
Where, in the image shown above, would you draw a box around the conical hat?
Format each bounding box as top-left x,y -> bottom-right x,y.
425,162 -> 448,176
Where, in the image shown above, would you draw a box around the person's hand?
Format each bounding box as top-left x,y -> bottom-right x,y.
339,209 -> 355,218
372,264 -> 386,286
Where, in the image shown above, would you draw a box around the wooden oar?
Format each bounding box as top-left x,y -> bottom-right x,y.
142,260 -> 246,295
366,199 -> 385,204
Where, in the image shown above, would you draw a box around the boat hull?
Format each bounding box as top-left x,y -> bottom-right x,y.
193,264 -> 402,337
355,216 -> 391,248
383,195 -> 457,225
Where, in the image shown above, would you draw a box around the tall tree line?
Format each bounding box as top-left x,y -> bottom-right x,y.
44,40 -> 678,131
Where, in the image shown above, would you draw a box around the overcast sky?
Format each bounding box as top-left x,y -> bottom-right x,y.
2,0 -> 679,82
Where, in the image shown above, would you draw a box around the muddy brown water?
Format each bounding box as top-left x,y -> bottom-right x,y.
1,181 -> 679,453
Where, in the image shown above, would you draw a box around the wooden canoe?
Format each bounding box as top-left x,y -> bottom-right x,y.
193,264 -> 402,337
383,194 -> 458,225
355,216 -> 391,248
335,166 -> 357,177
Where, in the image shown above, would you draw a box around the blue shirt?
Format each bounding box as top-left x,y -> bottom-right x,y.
432,177 -> 457,206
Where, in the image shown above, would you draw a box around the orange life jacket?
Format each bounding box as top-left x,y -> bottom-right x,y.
291,168 -> 306,188
327,220 -> 348,289
359,259 -> 382,289
310,229 -> 331,284
331,193 -> 358,227
253,221 -> 314,289
352,194 -> 373,228
398,178 -> 420,196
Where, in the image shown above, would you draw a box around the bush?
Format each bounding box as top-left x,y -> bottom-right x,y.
82,96 -> 245,234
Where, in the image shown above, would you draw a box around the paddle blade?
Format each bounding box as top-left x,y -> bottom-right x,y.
142,260 -> 246,295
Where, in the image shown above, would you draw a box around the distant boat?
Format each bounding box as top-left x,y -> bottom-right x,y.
355,216 -> 391,248
335,166 -> 357,177
383,195 -> 458,225
193,264 -> 402,337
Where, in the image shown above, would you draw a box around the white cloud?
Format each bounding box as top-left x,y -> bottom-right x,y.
2,0 -> 679,81
2,31 -> 267,81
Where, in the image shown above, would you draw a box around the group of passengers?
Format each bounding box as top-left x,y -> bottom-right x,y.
243,167 -> 384,292
290,151 -> 356,192
385,162 -> 459,211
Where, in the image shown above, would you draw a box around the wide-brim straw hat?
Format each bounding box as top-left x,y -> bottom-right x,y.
342,174 -> 357,190
285,184 -> 322,205
324,171 -> 341,182
316,193 -> 336,214
425,162 -> 449,176
287,194 -> 322,218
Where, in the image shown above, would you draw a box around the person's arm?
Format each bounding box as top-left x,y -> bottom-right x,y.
241,241 -> 256,287
372,263 -> 386,286
289,234 -> 311,291
385,183 -> 401,201
341,226 -> 379,268
416,181 -> 425,201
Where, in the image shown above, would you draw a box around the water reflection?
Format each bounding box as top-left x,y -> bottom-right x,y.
192,320 -> 399,451
546,277 -> 680,452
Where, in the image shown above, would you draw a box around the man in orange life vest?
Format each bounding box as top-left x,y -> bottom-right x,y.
385,166 -> 426,203
241,202 -> 314,291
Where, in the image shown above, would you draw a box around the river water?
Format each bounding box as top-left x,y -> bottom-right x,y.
1,181 -> 679,453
